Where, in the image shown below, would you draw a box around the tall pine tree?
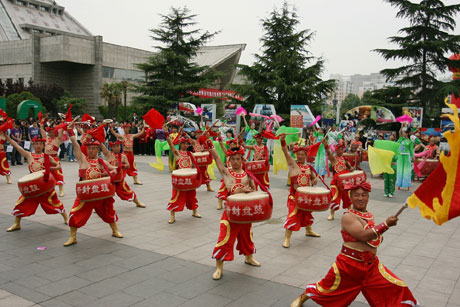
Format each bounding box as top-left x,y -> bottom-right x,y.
232,2 -> 335,116
133,7 -> 221,114
375,0 -> 460,122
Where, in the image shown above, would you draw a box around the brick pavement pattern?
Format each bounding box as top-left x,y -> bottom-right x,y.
0,156 -> 459,306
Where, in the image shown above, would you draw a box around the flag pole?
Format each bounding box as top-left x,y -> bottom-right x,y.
395,203 -> 408,218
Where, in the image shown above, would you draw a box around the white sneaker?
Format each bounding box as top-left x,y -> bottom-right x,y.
384,194 -> 388,197
389,194 -> 393,198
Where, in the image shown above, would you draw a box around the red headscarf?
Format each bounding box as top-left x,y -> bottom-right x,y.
344,181 -> 372,192
293,145 -> 308,153
226,146 -> 245,157
121,123 -> 131,128
32,136 -> 46,143
84,139 -> 100,146
109,140 -> 121,146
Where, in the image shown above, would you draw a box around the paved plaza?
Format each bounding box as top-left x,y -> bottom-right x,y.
0,156 -> 459,306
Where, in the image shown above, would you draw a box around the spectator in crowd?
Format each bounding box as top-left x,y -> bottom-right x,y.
28,121 -> 41,152
10,121 -> 22,165
358,131 -> 367,149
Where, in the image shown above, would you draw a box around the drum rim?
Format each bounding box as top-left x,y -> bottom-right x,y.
17,170 -> 46,183
77,177 -> 112,184
226,193 -> 269,201
339,170 -> 365,177
172,169 -> 198,175
295,187 -> 330,194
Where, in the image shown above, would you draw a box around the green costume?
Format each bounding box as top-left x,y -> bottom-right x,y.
384,156 -> 397,196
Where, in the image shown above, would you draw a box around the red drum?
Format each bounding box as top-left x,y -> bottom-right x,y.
225,191 -> 272,224
344,153 -> 359,168
76,177 -> 115,201
246,160 -> 269,174
193,152 -> 212,166
417,158 -> 439,178
172,168 -> 200,191
18,170 -> 56,198
337,170 -> 367,190
361,150 -> 368,161
295,187 -> 331,212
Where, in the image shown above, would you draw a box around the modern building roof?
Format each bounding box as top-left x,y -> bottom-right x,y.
0,0 -> 92,42
193,44 -> 246,69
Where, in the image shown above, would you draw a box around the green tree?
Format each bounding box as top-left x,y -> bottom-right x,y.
232,2 -> 336,116
100,82 -> 122,119
6,91 -> 42,118
133,7 -> 221,115
56,93 -> 87,116
340,93 -> 362,117
375,0 -> 460,123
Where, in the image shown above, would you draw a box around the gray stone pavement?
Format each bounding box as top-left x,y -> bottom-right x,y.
0,155 -> 459,306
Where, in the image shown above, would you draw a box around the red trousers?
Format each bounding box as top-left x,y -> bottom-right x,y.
167,189 -> 198,212
124,151 -> 137,176
115,178 -> 136,202
12,190 -> 64,217
216,180 -> 228,201
330,176 -> 351,211
305,254 -> 417,307
212,211 -> 255,262
284,195 -> 314,231
0,151 -> 11,176
199,166 -> 211,185
68,197 -> 117,228
254,172 -> 270,189
50,155 -> 64,185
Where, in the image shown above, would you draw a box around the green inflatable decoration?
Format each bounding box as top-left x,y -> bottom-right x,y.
17,100 -> 44,120
0,98 -> 6,113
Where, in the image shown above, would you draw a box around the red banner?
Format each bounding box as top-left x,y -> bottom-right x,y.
188,88 -> 242,101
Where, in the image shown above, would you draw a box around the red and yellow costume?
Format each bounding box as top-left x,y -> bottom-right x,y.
109,152 -> 136,202
0,138 -> 10,176
12,153 -> 64,217
193,143 -> 211,186
167,150 -> 198,212
45,137 -> 64,185
252,144 -> 270,189
284,164 -> 315,231
212,169 -> 255,261
304,209 -> 417,306
68,158 -> 118,228
330,156 -> 352,211
122,135 -> 137,177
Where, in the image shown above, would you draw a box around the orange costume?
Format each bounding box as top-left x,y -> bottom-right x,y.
0,138 -> 10,176
304,209 -> 417,306
167,151 -> 198,212
284,164 -> 315,231
68,158 -> 118,228
122,135 -> 137,177
212,169 -> 255,261
12,153 -> 64,217
330,156 -> 352,211
109,152 -> 136,202
45,137 -> 64,185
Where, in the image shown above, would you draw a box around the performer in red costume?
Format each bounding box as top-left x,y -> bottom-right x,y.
64,123 -> 122,246
5,135 -> 67,232
110,123 -> 144,185
208,139 -> 261,280
290,181 -> 418,307
100,141 -> 146,208
279,134 -> 321,248
41,125 -> 65,196
215,138 -> 240,210
0,129 -> 12,184
190,132 -> 214,192
164,125 -> 201,224
243,133 -> 270,189
76,123 -> 91,156
323,139 -> 354,221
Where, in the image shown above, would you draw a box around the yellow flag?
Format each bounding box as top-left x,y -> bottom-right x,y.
368,146 -> 395,175
273,143 -> 288,174
207,160 -> 217,180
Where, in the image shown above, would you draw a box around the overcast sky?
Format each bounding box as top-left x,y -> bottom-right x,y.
60,0 -> 459,77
